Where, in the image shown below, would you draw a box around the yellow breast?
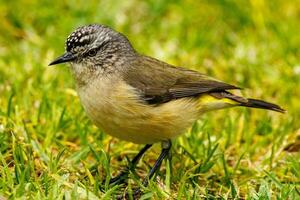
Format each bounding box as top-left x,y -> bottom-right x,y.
77,77 -> 236,144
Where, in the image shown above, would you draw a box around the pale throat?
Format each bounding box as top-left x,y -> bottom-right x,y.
70,62 -> 100,87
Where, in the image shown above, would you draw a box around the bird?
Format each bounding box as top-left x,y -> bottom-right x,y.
49,24 -> 284,192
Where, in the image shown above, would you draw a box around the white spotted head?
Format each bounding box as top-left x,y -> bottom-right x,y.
66,24 -> 110,54
49,24 -> 135,66
66,25 -> 97,52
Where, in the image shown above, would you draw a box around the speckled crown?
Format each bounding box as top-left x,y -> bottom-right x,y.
65,24 -> 101,52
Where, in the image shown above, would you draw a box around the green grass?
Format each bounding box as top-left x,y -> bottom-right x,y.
1,0 -> 300,199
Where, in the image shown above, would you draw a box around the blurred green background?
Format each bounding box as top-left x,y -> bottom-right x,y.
0,0 -> 299,199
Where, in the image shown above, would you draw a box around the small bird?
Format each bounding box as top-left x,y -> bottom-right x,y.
49,24 -> 284,190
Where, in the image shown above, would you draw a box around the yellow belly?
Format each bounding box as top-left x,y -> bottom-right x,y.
78,78 -> 236,144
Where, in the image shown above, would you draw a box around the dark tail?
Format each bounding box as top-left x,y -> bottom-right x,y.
241,98 -> 285,113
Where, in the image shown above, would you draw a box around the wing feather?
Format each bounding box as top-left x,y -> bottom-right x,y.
123,55 -> 241,104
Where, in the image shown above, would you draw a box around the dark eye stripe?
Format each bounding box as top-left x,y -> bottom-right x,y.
88,49 -> 97,56
83,41 -> 110,57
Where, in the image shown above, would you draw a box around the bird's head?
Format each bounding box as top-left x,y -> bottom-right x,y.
49,24 -> 135,75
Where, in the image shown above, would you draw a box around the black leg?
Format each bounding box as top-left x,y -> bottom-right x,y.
125,140 -> 172,199
118,140 -> 172,199
142,140 -> 172,187
110,144 -> 152,185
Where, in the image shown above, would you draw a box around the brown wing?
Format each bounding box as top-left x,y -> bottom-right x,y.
123,55 -> 241,104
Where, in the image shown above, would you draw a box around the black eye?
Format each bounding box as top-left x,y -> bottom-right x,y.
88,49 -> 97,57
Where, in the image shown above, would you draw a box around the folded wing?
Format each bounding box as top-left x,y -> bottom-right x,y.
123,55 -> 240,104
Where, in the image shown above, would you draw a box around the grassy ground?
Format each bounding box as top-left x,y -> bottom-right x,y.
1,0 -> 300,199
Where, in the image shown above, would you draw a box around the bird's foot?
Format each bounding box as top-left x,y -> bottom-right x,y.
109,169 -> 130,185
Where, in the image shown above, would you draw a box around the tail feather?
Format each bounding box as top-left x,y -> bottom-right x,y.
210,92 -> 285,113
240,98 -> 285,113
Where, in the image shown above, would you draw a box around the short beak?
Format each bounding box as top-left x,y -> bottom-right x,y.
49,52 -> 76,66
